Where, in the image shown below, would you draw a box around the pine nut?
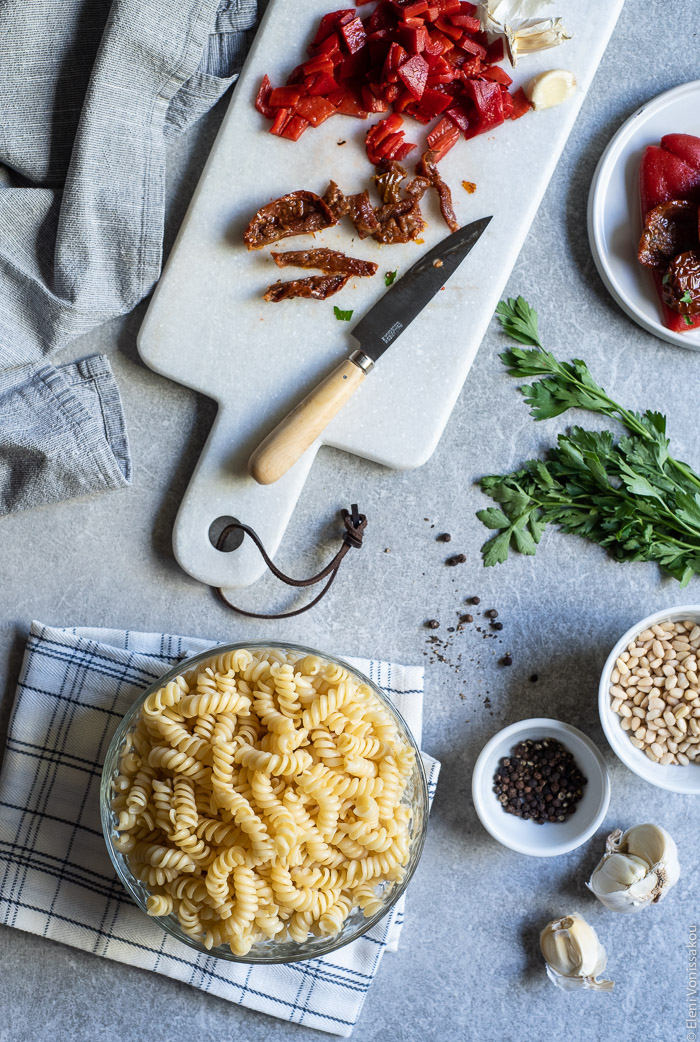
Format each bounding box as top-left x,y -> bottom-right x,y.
645,747 -> 659,762
660,752 -> 674,765
678,752 -> 690,765
630,717 -> 641,732
639,629 -> 655,641
621,717 -> 632,730
675,704 -> 690,719
630,737 -> 644,749
611,698 -> 623,713
619,703 -> 632,718
616,657 -> 630,675
648,697 -> 665,711
690,626 -> 700,643
663,710 -> 676,728
650,742 -> 665,757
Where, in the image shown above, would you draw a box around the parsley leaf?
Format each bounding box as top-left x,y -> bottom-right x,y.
334,306 -> 354,321
680,290 -> 693,303
495,297 -> 542,347
476,297 -> 700,583
384,270 -> 397,287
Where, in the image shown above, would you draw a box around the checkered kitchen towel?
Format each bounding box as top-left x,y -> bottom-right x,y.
0,623 -> 440,1036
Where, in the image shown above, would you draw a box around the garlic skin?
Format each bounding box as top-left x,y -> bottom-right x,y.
525,69 -> 577,110
587,824 -> 680,914
540,914 -> 614,992
480,0 -> 554,29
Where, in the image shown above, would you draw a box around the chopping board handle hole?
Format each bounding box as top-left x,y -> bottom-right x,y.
208,516 -> 245,553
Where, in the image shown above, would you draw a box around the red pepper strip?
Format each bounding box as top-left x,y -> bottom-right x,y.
306,72 -> 339,96
485,37 -> 504,63
269,86 -> 303,108
382,42 -> 408,81
340,16 -> 368,53
426,116 -> 460,160
509,87 -> 531,120
461,77 -> 504,138
255,75 -> 275,119
393,141 -> 418,160
481,65 -> 513,86
434,14 -> 463,40
400,24 -> 429,52
449,12 -> 480,30
312,9 -> 355,47
500,89 -> 514,119
398,0 -> 429,15
397,53 -> 429,99
294,95 -> 337,126
362,85 -> 391,112
269,108 -> 292,136
459,35 -> 487,57
280,114 -> 310,140
327,88 -> 369,117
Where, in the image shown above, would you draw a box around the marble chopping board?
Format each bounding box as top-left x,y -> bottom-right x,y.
138,0 -> 624,591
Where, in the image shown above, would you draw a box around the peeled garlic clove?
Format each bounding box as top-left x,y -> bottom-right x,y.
540,913 -> 614,992
587,824 -> 680,913
524,68 -> 577,110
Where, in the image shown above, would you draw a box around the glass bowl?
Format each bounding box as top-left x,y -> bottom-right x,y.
100,640 -> 428,963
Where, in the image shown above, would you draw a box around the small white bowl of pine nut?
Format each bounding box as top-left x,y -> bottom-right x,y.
599,607 -> 700,794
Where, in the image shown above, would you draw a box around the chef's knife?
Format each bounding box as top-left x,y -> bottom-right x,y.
248,215 -> 492,485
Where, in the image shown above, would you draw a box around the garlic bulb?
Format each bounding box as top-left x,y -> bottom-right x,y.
480,0 -> 554,29
479,2 -> 571,65
587,824 -> 680,914
540,914 -> 614,992
525,69 -> 577,110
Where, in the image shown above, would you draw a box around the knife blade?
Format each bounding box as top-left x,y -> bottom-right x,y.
248,215 -> 492,485
351,214 -> 492,363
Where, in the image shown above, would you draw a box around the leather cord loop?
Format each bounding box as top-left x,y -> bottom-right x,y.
214,505 -> 367,619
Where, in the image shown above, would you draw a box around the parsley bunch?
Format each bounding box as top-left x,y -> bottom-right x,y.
477,297 -> 700,586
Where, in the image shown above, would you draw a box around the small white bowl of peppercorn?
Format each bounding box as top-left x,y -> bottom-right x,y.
471,718 -> 611,857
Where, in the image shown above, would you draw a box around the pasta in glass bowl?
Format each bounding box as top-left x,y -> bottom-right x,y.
100,641 -> 428,963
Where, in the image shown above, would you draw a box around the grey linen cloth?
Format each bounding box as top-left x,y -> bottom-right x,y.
0,0 -> 258,514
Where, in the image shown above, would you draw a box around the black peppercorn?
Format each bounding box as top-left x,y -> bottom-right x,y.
470,596 -> 480,605
491,621 -> 503,631
426,619 -> 440,629
502,654 -> 513,666
437,533 -> 452,542
446,553 -> 467,566
491,738 -> 587,824
485,609 -> 498,619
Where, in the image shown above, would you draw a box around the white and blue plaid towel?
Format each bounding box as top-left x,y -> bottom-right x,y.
0,622 -> 440,1036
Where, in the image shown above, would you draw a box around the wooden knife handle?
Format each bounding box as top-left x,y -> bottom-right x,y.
248,356 -> 368,486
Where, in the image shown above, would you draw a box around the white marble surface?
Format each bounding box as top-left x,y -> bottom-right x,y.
1,2 -> 699,1040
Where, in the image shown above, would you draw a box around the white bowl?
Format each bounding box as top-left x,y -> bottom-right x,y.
598,606 -> 700,795
588,79 -> 700,352
471,718 -> 611,857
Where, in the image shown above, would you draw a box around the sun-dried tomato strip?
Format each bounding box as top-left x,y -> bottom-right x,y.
272,248 -> 378,277
263,274 -> 351,302
243,191 -> 337,250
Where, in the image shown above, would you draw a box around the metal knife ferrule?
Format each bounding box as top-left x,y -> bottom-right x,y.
349,350 -> 375,374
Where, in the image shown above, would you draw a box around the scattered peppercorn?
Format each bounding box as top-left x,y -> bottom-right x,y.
447,626 -> 455,632
501,654 -> 513,666
426,619 -> 440,629
492,738 -> 587,824
446,553 -> 467,566
437,533 -> 452,542
485,609 -> 498,619
470,596 -> 480,605
529,674 -> 539,683
491,621 -> 503,631
460,613 -> 474,624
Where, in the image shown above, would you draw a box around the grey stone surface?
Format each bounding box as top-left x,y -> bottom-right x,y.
0,2 -> 698,1039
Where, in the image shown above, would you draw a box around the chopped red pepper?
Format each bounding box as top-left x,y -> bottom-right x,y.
365,113 -> 416,164
340,16 -> 368,54
255,75 -> 275,119
256,0 -> 528,161
294,95 -> 337,126
509,87 -> 532,120
397,53 -> 429,99
426,116 -> 459,160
